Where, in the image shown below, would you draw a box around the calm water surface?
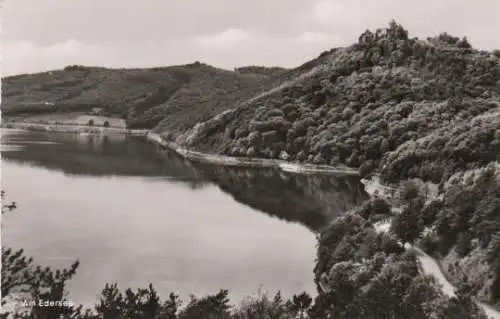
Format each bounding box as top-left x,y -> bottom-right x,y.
1,129 -> 367,307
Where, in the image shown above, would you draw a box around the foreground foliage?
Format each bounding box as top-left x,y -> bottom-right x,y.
3,20 -> 500,318
1,192 -> 312,318
313,212 -> 488,319
3,189 -> 491,318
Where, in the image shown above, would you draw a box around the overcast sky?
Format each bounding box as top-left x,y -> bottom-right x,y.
2,0 -> 500,76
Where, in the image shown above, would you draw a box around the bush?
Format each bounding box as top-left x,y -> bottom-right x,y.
420,233 -> 439,254
457,37 -> 472,49
400,180 -> 421,202
390,205 -> 424,245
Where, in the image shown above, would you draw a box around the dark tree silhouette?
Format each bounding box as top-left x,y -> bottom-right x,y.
1,191 -> 81,318
390,205 -> 424,246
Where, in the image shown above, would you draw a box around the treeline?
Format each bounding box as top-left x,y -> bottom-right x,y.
420,165 -> 500,304
2,187 -> 492,318
182,21 -> 499,186
313,213 -> 487,319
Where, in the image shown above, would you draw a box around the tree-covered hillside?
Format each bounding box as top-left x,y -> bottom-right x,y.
2,21 -> 499,318
173,22 -> 499,185
162,21 -> 500,311
1,63 -> 278,131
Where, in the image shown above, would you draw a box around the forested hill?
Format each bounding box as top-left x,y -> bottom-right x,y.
161,22 -> 499,312
1,62 -> 283,130
171,22 -> 500,186
3,23 -> 500,186
2,22 -> 500,317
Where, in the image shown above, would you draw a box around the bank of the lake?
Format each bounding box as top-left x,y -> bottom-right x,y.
146,132 -> 359,176
1,128 -> 368,310
2,128 -> 499,318
1,122 -> 358,176
1,121 -> 148,136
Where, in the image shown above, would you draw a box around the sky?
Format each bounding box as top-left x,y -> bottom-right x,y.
2,0 -> 500,76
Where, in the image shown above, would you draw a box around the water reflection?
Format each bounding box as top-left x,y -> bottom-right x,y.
1,129 -> 206,185
1,129 -> 370,306
2,129 -> 368,231
200,167 -> 367,231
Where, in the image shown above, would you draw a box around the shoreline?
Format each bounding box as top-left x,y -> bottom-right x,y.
1,121 -> 148,136
146,132 -> 359,176
1,123 -> 359,176
3,124 -> 498,317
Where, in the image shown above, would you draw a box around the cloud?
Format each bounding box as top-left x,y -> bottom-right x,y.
3,40 -> 117,76
311,0 -> 344,27
298,0 -> 500,50
191,28 -> 250,47
294,32 -> 342,44
3,0 -> 500,76
1,30 -> 347,77
187,29 -> 343,70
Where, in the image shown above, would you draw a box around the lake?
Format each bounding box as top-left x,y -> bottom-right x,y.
0,129 -> 368,308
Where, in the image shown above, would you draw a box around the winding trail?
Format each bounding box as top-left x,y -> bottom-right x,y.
150,134 -> 499,318
370,200 -> 500,318
373,220 -> 500,318
3,127 -> 498,317
414,247 -> 500,319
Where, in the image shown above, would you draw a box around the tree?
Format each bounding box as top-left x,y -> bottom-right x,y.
177,289 -> 231,319
457,37 -> 472,49
103,120 -> 110,128
91,283 -> 162,319
232,291 -> 306,319
400,180 -> 421,202
88,119 -> 95,126
1,191 -> 82,318
290,292 -> 313,318
0,191 -> 312,318
390,205 -> 424,246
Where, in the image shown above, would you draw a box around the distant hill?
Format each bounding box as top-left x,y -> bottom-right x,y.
234,66 -> 288,77
1,62 -> 277,131
4,24 -> 499,184
3,21 -> 500,310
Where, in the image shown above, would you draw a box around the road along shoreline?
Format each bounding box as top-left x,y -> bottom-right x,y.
1,122 -> 148,136
146,132 -> 359,176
